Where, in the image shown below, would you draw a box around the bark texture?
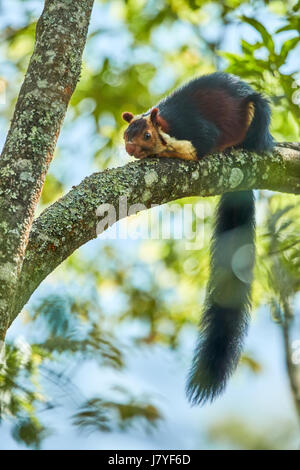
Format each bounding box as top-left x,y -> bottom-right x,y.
11,144 -> 300,323
0,0 -> 94,339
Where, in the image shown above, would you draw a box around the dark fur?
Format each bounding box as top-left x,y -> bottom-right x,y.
156,72 -> 274,403
187,191 -> 256,403
125,118 -> 147,140
157,72 -> 273,157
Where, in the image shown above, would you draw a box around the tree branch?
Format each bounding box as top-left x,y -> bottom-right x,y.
11,144 -> 300,324
0,0 -> 94,339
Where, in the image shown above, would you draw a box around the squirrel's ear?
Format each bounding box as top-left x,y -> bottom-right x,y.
150,107 -> 159,125
122,112 -> 134,123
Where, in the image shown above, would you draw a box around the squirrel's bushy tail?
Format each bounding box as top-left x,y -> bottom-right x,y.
186,92 -> 274,405
186,191 -> 255,404
242,92 -> 274,151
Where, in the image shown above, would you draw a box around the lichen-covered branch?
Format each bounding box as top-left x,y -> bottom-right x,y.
0,0 -> 94,339
11,144 -> 300,323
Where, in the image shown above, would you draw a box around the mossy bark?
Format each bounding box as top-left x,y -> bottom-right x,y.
11,145 -> 300,324
0,0 -> 94,339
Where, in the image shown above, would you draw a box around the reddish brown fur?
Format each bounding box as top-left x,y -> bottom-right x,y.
156,114 -> 170,134
193,89 -> 253,151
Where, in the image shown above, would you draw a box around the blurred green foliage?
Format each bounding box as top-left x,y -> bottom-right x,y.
207,415 -> 296,449
0,0 -> 299,449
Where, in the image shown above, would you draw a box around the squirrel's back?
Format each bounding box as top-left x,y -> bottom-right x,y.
157,72 -> 274,157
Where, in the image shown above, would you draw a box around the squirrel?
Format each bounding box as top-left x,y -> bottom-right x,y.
122,72 -> 274,404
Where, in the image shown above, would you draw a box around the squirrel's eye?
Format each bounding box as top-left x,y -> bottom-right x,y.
144,132 -> 151,140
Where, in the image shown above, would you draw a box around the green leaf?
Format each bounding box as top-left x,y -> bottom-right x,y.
241,39 -> 263,55
276,17 -> 300,34
279,36 -> 300,64
241,16 -> 274,52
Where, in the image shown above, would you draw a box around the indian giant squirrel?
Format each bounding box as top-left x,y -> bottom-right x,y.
122,72 -> 274,404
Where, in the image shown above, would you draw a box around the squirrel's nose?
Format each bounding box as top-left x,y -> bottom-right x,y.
125,143 -> 136,156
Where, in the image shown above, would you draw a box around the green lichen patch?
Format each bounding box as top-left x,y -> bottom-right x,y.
229,168 -> 244,188
144,169 -> 159,187
0,262 -> 17,283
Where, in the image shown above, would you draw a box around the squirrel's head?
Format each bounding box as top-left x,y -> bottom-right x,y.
122,108 -> 168,159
